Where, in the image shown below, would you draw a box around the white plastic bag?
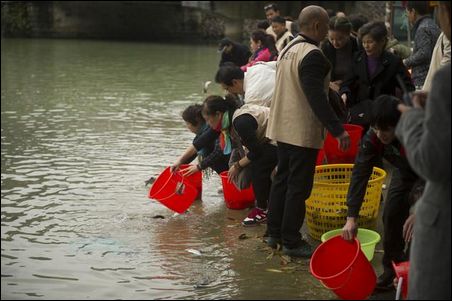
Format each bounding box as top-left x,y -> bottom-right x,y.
243,61 -> 276,107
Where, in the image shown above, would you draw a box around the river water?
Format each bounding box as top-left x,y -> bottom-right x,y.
1,38 -> 337,299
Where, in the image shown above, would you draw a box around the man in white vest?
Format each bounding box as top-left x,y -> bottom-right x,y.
265,5 -> 350,257
264,3 -> 293,39
271,16 -> 294,53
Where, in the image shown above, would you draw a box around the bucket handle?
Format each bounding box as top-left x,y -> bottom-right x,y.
150,168 -> 175,198
320,267 -> 353,291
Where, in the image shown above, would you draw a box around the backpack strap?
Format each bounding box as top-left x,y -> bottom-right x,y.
278,36 -> 309,59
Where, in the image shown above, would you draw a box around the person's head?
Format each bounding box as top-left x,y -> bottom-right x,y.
438,1 -> 451,40
271,15 -> 287,36
326,8 -> 336,18
406,1 -> 430,25
182,104 -> 205,134
359,21 -> 388,58
257,19 -> 270,32
336,11 -> 346,18
202,95 -> 239,129
264,3 -> 280,22
369,95 -> 401,144
249,31 -> 277,57
349,13 -> 368,35
218,38 -> 233,53
214,63 -> 245,95
298,5 -> 330,43
328,16 -> 352,49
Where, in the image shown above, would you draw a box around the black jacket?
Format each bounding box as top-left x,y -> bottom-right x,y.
321,36 -> 361,82
347,129 -> 419,217
187,126 -> 229,174
219,43 -> 251,67
340,50 -> 414,108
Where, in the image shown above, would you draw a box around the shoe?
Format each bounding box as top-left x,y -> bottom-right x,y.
242,207 -> 267,226
282,241 -> 314,258
376,269 -> 396,290
263,236 -> 282,249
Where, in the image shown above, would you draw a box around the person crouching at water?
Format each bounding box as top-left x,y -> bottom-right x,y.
178,104 -> 230,177
202,95 -> 278,226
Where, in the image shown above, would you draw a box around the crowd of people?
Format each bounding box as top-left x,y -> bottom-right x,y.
169,2 -> 450,299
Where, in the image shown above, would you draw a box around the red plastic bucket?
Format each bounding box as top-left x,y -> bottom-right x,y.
392,261 -> 409,299
219,171 -> 255,210
323,124 -> 363,164
148,167 -> 197,213
179,164 -> 202,200
310,236 -> 376,300
316,148 -> 326,165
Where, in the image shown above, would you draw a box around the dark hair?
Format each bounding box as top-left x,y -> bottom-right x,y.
406,1 -> 430,15
250,31 -> 278,58
215,63 -> 244,86
202,94 -> 239,117
369,95 -> 401,130
257,19 -> 270,30
329,16 -> 352,33
182,104 -> 204,127
359,21 -> 388,44
349,14 -> 368,33
271,15 -> 286,25
264,3 -> 279,12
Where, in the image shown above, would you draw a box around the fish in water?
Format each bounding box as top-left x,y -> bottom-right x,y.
175,182 -> 185,195
144,176 -> 156,186
152,215 -> 165,219
185,249 -> 202,256
202,81 -> 212,94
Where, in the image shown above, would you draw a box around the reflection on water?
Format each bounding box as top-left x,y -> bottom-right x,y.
1,39 -> 333,299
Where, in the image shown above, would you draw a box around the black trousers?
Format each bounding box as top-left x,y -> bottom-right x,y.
267,142 -> 318,248
249,143 -> 278,209
382,170 -> 413,270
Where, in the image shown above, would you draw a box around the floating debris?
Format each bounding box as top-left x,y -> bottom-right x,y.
238,233 -> 249,240
185,249 -> 202,256
280,255 -> 291,265
266,268 -> 283,273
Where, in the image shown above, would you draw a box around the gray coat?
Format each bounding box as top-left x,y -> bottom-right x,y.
395,63 -> 451,299
404,16 -> 441,87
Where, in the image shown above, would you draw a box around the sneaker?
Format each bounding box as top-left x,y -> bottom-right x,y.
263,236 -> 282,249
242,208 -> 267,226
376,269 -> 396,290
282,241 -> 314,258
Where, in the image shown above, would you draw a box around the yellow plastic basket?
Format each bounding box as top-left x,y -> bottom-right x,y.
306,164 -> 386,240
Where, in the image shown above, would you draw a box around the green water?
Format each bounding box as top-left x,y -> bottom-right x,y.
1,38 -> 336,300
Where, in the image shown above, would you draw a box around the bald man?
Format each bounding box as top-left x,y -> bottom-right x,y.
265,5 -> 350,257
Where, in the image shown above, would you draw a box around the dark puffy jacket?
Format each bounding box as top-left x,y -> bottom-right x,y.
347,129 -> 419,217
340,50 -> 414,108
